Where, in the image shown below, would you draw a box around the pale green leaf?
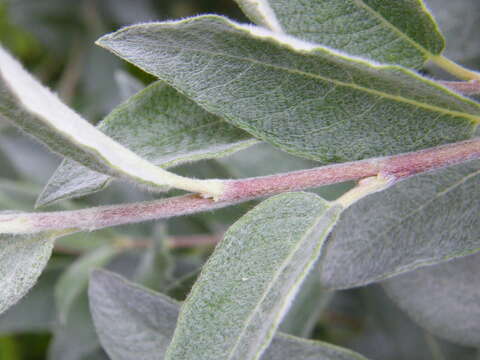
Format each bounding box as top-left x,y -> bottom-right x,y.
0,231 -> 57,314
165,192 -> 342,360
384,252 -> 480,347
0,45 -> 224,197
319,159 -> 480,289
97,16 -> 479,164
89,269 -> 178,360
0,259 -> 66,334
235,0 -> 444,68
55,245 -> 120,324
89,269 -> 369,360
37,81 -> 256,207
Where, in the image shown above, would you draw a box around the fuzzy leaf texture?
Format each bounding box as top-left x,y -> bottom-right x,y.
0,231 -> 57,314
37,82 -> 255,207
0,45 -> 224,197
383,252 -> 480,347
319,158 -> 480,288
234,0 -> 444,68
0,259 -> 64,334
89,269 -> 369,360
97,16 -> 479,164
164,192 -> 343,360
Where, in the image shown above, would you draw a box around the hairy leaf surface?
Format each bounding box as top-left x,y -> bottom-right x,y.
89,270 -> 179,360
319,159 -> 480,288
384,252 -> 480,347
0,46 -> 223,196
0,259 -> 65,333
0,231 -> 57,314
164,192 -> 342,360
89,270 -> 369,360
98,16 -> 479,164
235,0 -> 444,68
37,82 -> 255,207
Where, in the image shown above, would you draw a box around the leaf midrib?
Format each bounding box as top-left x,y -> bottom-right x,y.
366,167 -> 480,253
351,0 -> 430,56
226,206 -> 331,360
148,40 -> 479,123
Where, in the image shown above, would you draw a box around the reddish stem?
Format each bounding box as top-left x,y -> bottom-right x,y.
3,137 -> 480,235
439,80 -> 480,95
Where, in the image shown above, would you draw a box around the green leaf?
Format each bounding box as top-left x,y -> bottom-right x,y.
0,45 -> 225,197
37,81 -> 256,207
0,258 -> 66,334
0,231 -> 57,314
89,269 -> 178,360
235,0 -> 444,68
319,159 -> 480,289
89,269 -> 369,360
165,192 -> 342,360
55,245 -> 120,324
97,16 -> 479,164
383,252 -> 480,347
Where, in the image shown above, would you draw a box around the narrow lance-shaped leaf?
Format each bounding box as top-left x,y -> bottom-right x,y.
55,245 -> 120,324
97,16 -> 479,164
383,252 -> 480,348
235,0 -> 445,68
0,229 -> 66,314
37,82 -> 255,207
164,192 -> 343,360
89,269 -> 370,360
319,158 -> 480,289
0,45 -> 224,197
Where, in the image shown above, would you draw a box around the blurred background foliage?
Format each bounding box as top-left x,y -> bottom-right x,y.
0,1 -> 479,360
